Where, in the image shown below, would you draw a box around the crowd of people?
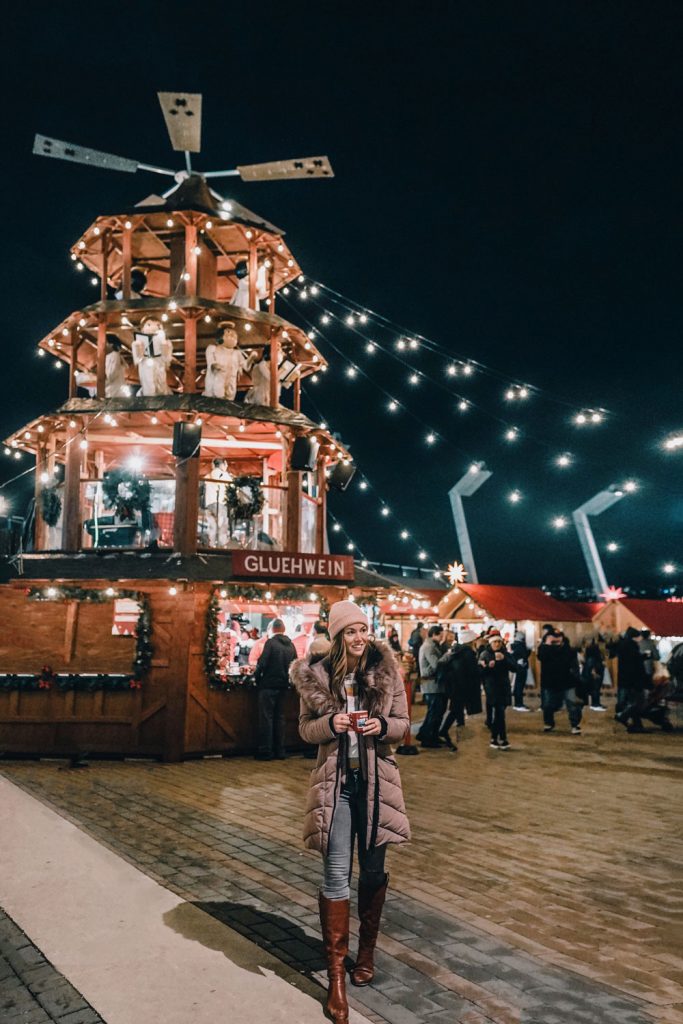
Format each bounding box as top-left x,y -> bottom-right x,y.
402,619 -> 679,750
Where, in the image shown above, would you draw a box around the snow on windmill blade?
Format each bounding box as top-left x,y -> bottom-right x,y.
33,134 -> 139,173
157,92 -> 202,153
237,156 -> 334,181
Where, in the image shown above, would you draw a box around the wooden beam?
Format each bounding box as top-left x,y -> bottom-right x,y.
185,222 -> 198,297
64,601 -> 80,664
69,329 -> 79,399
248,241 -> 257,309
121,224 -> 132,300
183,314 -> 197,394
269,329 -> 280,408
268,261 -> 276,314
173,448 -> 200,554
316,459 -> 327,554
100,230 -> 110,302
34,447 -> 47,551
62,421 -> 82,551
285,467 -> 301,551
293,377 -> 301,412
96,318 -> 107,398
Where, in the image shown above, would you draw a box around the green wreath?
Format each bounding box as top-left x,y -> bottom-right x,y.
41,486 -> 62,527
102,470 -> 151,518
225,476 -> 264,521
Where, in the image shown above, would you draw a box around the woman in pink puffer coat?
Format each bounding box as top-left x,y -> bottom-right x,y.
290,601 -> 410,1024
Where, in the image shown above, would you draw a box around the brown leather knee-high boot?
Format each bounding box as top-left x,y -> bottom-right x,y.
319,893 -> 350,1023
350,875 -> 388,986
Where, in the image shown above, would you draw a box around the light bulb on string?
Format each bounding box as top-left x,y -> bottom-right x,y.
346,542 -> 354,550
552,516 -> 568,529
417,551 -> 427,561
508,489 -> 522,504
381,507 -> 390,517
388,400 -> 398,412
504,427 -> 519,442
447,364 -> 457,376
458,400 -> 469,411
400,530 -> 409,539
365,342 -> 375,354
396,339 -> 406,350
409,373 -> 419,385
345,314 -> 354,326
358,312 -> 367,323
555,453 -> 572,468
346,366 -> 357,378
606,542 -> 619,553
332,523 -> 341,532
462,364 -> 474,376
663,563 -> 677,575
426,433 -> 436,445
663,433 -> 683,451
321,314 -> 330,324
623,480 -> 638,493
359,480 -> 368,490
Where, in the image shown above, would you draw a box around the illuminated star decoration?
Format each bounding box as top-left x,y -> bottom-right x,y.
447,562 -> 468,587
600,586 -> 626,602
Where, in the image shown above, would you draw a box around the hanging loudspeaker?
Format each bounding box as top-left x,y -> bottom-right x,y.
290,436 -> 319,471
328,461 -> 356,492
172,421 -> 202,458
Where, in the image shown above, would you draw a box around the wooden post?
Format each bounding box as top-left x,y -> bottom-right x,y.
293,377 -> 301,412
286,468 -> 302,551
122,224 -> 132,300
64,602 -> 80,665
268,264 -> 276,314
34,447 -> 47,550
96,318 -> 107,398
174,449 -> 200,554
248,241 -> 257,310
69,329 -> 79,399
316,458 -> 327,554
269,329 -> 280,408
185,222 -> 198,297
184,314 -> 197,394
62,420 -> 82,551
162,587 -> 195,761
100,230 -> 109,302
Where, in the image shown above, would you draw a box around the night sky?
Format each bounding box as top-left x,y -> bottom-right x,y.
2,3 -> 681,593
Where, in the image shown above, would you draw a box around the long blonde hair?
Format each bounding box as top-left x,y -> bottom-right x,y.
328,631 -> 370,706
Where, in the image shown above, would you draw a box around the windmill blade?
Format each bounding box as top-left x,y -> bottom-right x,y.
237,155 -> 334,181
33,135 -> 175,176
34,134 -> 139,173
158,92 -> 202,153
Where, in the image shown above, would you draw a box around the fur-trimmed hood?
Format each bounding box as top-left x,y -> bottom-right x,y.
290,641 -> 399,720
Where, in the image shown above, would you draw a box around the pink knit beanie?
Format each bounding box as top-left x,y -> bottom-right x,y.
328,600 -> 370,640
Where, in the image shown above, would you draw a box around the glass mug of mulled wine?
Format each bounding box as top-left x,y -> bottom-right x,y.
348,710 -> 368,733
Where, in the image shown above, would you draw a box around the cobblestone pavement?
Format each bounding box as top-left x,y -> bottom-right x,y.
0,909 -> 105,1024
1,701 -> 681,1024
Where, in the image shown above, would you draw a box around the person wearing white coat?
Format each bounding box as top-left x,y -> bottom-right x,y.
231,262 -> 268,311
203,325 -> 252,400
245,349 -> 280,406
132,318 -> 172,396
105,336 -> 129,397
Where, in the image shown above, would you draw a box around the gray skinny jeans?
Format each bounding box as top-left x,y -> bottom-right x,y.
322,767 -> 387,900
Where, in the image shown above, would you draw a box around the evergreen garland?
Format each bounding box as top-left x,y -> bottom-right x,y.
40,487 -> 62,527
102,469 -> 151,518
225,476 -> 264,522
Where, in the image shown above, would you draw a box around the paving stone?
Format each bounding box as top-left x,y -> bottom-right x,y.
2,707 -> 672,1024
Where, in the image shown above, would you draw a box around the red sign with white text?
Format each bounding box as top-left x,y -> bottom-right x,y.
232,551 -> 355,582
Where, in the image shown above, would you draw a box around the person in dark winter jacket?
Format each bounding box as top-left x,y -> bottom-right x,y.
254,619 -> 297,760
581,637 -> 606,710
416,625 -> 447,747
538,630 -> 583,734
615,627 -> 648,732
478,630 -> 516,749
510,630 -> 531,711
436,629 -> 482,748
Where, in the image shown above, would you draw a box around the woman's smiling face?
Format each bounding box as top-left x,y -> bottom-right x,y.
343,622 -> 369,659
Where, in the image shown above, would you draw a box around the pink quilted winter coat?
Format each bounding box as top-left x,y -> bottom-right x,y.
290,642 -> 411,855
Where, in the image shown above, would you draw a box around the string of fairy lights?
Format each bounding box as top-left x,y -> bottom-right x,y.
8,254 -> 678,582
279,277 -> 679,578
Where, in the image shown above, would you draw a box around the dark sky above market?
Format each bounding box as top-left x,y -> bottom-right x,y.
2,3 -> 681,591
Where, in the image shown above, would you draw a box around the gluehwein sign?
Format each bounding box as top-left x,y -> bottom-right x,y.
232,551 -> 355,582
